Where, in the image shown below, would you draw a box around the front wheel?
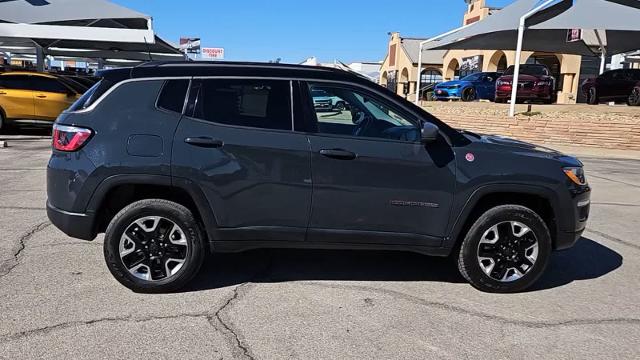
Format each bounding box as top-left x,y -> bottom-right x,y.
586,87 -> 599,105
103,199 -> 206,293
457,205 -> 552,293
461,88 -> 476,102
627,87 -> 640,106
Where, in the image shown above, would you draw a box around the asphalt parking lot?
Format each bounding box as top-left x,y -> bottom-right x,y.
0,132 -> 639,359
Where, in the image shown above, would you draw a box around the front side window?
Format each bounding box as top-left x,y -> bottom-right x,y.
308,83 -> 419,142
31,77 -> 70,93
193,79 -> 292,131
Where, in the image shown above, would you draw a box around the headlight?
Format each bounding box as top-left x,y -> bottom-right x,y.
452,84 -> 461,88
563,167 -> 587,186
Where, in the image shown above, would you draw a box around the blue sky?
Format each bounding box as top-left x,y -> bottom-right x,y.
113,0 -> 514,63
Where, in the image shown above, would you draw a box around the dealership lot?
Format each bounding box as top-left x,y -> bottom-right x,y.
0,133 -> 639,359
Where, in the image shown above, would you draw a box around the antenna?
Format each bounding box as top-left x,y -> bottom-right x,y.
143,36 -> 153,62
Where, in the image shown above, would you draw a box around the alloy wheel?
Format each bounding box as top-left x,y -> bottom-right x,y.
119,216 -> 189,282
476,221 -> 539,282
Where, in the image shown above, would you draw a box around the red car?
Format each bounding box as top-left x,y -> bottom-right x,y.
495,64 -> 555,104
582,69 -> 640,106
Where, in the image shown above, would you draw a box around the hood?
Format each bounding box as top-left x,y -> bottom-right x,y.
498,74 -> 550,82
436,80 -> 469,88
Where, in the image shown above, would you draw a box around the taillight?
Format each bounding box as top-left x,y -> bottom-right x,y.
52,124 -> 93,152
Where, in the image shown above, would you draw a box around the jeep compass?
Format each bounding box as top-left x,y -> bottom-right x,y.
47,61 -> 590,293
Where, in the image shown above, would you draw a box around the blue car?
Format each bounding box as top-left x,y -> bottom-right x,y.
434,72 -> 502,102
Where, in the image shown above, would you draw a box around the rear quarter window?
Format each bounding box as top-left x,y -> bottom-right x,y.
67,79 -> 116,112
157,79 -> 190,114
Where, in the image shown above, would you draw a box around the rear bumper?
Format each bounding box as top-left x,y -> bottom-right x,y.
47,201 -> 96,241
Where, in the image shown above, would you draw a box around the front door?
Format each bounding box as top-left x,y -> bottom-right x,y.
172,78 -> 312,242
31,76 -> 76,120
301,82 -> 456,246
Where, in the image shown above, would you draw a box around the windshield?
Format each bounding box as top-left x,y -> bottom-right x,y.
504,65 -> 549,76
461,73 -> 483,82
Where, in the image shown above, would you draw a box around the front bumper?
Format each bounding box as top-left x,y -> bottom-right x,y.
47,201 -> 97,241
434,88 -> 461,100
555,188 -> 591,250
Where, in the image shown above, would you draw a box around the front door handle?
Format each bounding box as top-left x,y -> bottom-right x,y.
184,137 -> 224,148
36,95 -> 47,98
319,149 -> 357,160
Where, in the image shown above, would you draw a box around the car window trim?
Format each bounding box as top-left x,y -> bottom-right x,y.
187,78 -> 296,132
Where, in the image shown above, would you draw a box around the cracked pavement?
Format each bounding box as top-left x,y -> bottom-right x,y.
0,133 -> 639,359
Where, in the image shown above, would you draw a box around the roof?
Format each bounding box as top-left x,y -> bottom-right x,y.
399,38 -> 447,65
100,61 -> 379,86
0,0 -> 149,28
0,71 -> 57,78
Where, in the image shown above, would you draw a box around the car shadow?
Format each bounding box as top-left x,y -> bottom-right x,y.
183,236 -> 622,293
0,126 -> 51,138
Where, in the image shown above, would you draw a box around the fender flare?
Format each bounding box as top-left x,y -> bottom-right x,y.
446,183 -> 561,250
85,174 -> 220,240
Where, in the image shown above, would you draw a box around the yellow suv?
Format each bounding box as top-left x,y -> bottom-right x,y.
0,71 -> 83,131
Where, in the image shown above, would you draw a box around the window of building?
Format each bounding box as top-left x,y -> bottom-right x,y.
308,83 -> 419,142
193,79 -> 292,131
420,70 -> 443,85
157,79 -> 189,114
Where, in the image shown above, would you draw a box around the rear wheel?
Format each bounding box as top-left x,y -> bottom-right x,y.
586,87 -> 599,105
457,205 -> 552,293
0,109 -> 5,133
627,86 -> 640,106
334,101 -> 346,111
461,88 -> 476,102
103,199 -> 205,293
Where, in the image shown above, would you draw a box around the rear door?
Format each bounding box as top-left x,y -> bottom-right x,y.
172,78 -> 312,242
31,76 -> 76,120
301,81 -> 456,246
0,75 -> 35,120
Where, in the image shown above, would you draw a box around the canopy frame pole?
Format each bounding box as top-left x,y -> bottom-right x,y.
595,29 -> 607,74
415,24 -> 473,105
509,0 -> 556,117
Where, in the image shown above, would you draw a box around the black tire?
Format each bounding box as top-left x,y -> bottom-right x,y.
461,88 -> 476,102
457,205 -> 552,293
104,199 -> 206,293
0,108 -> 5,134
627,86 -> 640,106
495,97 -> 506,103
334,101 -> 346,111
586,87 -> 599,105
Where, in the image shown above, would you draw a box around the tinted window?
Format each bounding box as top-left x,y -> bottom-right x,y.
67,78 -> 117,112
31,77 -> 70,93
0,75 -> 32,90
157,79 -> 189,114
193,79 -> 292,131
308,83 -> 419,142
461,73 -> 482,82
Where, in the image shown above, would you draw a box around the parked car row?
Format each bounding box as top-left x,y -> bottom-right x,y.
430,66 -> 640,107
433,64 -> 555,104
0,71 -> 97,131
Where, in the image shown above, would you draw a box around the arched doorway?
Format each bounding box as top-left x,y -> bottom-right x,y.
488,51 -> 508,72
445,59 -> 460,80
400,68 -> 410,95
381,71 -> 388,87
420,69 -> 443,100
525,53 -> 562,92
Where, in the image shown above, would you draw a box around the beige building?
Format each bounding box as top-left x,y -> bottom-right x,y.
380,0 -> 584,104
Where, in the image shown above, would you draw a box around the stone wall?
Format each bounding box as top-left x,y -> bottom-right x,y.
425,103 -> 640,151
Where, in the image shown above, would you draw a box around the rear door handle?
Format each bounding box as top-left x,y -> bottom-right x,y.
319,149 -> 357,160
36,95 -> 47,98
184,137 -> 224,148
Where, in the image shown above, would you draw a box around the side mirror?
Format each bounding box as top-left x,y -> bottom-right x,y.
421,122 -> 440,143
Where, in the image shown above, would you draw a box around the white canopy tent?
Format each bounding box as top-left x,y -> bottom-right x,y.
0,0 -> 183,69
419,0 -> 640,116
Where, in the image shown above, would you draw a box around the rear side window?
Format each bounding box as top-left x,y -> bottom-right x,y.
0,75 -> 32,90
157,79 -> 189,114
192,79 -> 292,131
67,79 -> 116,112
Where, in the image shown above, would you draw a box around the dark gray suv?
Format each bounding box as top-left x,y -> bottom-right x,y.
47,61 -> 591,293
